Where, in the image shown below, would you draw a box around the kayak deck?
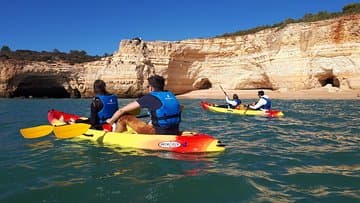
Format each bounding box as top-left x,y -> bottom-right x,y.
76,129 -> 225,153
48,109 -> 225,153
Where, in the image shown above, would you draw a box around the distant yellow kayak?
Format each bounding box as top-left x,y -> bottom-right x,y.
201,101 -> 284,117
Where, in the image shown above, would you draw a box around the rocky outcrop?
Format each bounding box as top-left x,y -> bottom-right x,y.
0,60 -> 85,98
0,14 -> 359,98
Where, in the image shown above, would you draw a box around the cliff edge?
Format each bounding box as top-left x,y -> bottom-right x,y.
1,14 -> 359,98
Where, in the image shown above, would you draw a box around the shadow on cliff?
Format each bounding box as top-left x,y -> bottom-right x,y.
167,47 -> 208,95
7,73 -> 80,98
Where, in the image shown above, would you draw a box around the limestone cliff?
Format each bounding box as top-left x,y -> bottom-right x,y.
1,14 -> 359,98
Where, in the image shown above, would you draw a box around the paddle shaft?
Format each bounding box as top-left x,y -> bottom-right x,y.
219,85 -> 228,97
244,105 -> 249,114
136,114 -> 150,118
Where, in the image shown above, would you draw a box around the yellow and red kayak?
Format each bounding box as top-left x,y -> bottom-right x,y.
201,101 -> 284,117
48,109 -> 225,153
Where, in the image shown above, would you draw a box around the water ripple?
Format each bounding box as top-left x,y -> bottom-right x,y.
0,99 -> 359,203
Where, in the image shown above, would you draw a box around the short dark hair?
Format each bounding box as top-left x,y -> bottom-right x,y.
148,75 -> 165,91
258,90 -> 264,96
233,94 -> 239,100
93,79 -> 107,94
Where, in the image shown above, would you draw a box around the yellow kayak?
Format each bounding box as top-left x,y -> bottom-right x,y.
201,101 -> 284,117
48,109 -> 225,153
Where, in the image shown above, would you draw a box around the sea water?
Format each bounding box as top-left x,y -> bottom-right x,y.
0,98 -> 359,203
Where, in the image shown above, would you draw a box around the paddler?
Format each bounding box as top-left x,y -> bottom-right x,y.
106,75 -> 182,135
75,80 -> 118,130
248,90 -> 271,110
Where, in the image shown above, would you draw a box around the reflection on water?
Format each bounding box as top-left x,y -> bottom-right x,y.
287,165 -> 360,177
26,140 -> 54,151
29,177 -> 86,190
248,179 -> 292,203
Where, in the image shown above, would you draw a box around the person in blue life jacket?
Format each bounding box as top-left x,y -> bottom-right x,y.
106,75 -> 181,135
248,90 -> 271,110
226,94 -> 242,109
75,79 -> 118,130
218,94 -> 242,109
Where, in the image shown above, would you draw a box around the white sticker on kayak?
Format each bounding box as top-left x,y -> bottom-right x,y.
158,141 -> 181,148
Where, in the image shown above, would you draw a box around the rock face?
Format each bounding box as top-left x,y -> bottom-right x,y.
1,14 -> 359,98
0,60 -> 85,98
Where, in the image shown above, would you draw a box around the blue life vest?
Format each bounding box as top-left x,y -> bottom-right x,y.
150,91 -> 181,127
96,94 -> 118,124
261,96 -> 271,110
230,99 -> 242,108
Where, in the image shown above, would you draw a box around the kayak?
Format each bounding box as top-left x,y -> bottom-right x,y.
48,109 -> 225,153
201,101 -> 284,117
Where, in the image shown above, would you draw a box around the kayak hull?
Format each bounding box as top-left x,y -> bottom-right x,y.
48,109 -> 225,153
201,101 -> 284,117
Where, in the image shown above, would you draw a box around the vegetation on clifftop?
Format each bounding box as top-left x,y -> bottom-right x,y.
218,3 -> 360,38
0,46 -> 110,64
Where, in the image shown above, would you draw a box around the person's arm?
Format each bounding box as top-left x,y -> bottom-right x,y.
88,98 -> 102,126
225,96 -> 238,106
249,98 -> 266,110
106,101 -> 140,124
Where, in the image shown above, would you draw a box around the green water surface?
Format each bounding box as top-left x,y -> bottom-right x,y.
0,98 -> 359,203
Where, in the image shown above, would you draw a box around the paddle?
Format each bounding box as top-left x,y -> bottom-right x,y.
20,125 -> 54,139
20,123 -> 91,139
53,123 -> 91,139
219,85 -> 228,97
244,105 -> 250,115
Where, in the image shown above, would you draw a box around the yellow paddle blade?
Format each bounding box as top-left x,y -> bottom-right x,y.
53,123 -> 91,139
20,125 -> 54,139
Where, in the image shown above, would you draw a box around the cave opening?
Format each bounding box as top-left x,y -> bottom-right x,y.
11,76 -> 71,98
319,76 -> 340,88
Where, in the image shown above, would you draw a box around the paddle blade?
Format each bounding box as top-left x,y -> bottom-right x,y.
20,125 -> 54,139
53,123 -> 91,139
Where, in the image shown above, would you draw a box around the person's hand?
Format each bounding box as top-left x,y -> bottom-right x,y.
106,118 -> 113,124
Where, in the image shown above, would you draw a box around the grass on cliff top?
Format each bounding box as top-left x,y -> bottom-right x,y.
0,48 -> 112,64
216,3 -> 360,38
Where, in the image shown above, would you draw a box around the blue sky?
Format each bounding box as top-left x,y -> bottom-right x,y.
1,0 -> 356,56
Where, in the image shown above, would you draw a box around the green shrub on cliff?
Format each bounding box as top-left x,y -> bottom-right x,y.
343,3 -> 360,14
217,3 -> 360,38
0,46 -> 101,64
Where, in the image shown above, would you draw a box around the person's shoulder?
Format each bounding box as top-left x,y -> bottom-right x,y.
164,90 -> 178,97
92,96 -> 101,101
92,97 -> 102,104
142,93 -> 156,99
137,93 -> 155,102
